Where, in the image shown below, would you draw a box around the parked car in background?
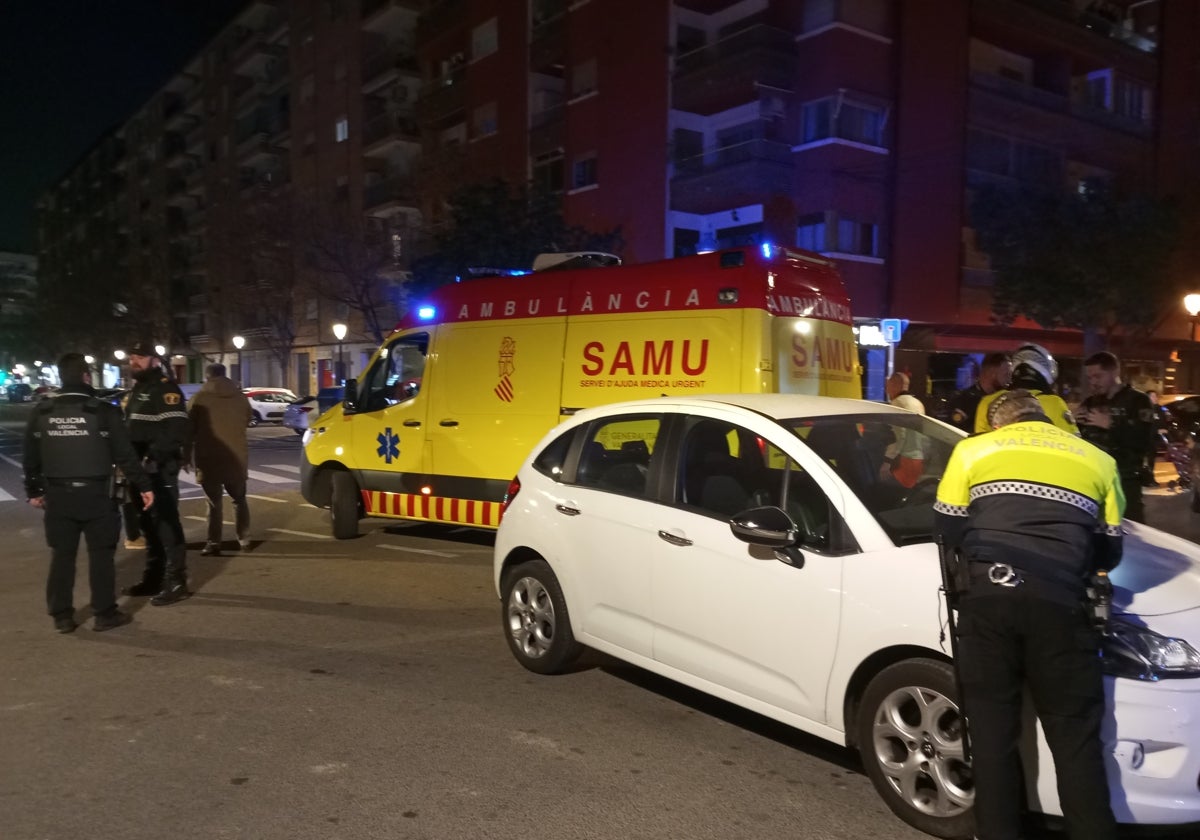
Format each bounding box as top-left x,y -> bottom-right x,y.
243,387 -> 299,426
5,382 -> 33,402
283,387 -> 345,435
495,394 -> 1200,838
94,388 -> 128,407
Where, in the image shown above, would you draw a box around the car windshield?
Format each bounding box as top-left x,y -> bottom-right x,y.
785,412 -> 964,545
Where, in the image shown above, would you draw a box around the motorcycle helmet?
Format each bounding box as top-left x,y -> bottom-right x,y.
1010,343 -> 1058,389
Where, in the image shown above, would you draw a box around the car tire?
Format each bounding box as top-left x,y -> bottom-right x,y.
294,428 -> 305,436
248,411 -> 261,428
500,559 -> 583,675
857,658 -> 974,840
329,471 -> 360,540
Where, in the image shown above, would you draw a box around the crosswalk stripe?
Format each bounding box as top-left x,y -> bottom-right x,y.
376,544 -> 457,558
264,463 -> 300,474
0,486 -> 15,502
247,469 -> 293,484
268,527 -> 332,540
247,494 -> 288,503
0,452 -> 21,469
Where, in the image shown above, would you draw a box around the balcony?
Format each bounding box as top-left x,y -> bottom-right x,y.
361,0 -> 422,33
415,70 -> 466,126
361,44 -> 419,94
363,109 -> 420,155
364,174 -> 418,216
529,105 -> 565,156
673,25 -> 797,116
670,139 -> 794,215
529,9 -> 566,72
416,0 -> 466,42
978,0 -> 1158,60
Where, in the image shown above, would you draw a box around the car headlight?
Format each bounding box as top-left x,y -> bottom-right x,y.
1102,618 -> 1200,680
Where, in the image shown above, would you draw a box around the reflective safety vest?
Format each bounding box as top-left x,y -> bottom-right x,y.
35,395 -> 111,479
973,388 -> 1078,435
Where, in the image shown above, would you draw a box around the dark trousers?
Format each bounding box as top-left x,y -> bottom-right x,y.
43,483 -> 121,617
1120,476 -> 1144,523
137,469 -> 187,581
957,591 -> 1117,840
201,474 -> 249,544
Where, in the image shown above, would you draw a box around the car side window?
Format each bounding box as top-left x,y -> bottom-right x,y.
359,332 -> 428,412
571,414 -> 661,498
533,431 -> 573,481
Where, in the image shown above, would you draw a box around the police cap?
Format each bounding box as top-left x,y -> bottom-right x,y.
127,339 -> 160,358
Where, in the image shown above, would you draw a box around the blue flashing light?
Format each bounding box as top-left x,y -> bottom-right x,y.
761,242 -> 776,260
417,306 -> 436,321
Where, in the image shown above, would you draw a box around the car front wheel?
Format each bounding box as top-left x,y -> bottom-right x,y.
857,658 -> 974,839
501,559 -> 582,675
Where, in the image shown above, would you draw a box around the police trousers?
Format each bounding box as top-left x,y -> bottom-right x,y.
957,589 -> 1117,840
137,469 -> 186,579
43,481 -> 121,617
1120,476 -> 1144,524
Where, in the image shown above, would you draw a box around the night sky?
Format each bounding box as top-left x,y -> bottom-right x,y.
0,1 -> 248,253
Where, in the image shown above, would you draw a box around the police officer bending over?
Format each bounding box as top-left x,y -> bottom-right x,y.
22,353 -> 154,633
122,339 -> 192,606
935,389 -> 1124,840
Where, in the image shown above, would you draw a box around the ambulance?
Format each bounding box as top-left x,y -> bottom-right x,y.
300,244 -> 861,537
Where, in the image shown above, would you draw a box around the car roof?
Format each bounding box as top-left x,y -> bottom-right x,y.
567,394 -> 914,423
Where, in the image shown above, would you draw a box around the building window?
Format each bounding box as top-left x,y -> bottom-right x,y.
796,211 -> 879,257
532,151 -> 564,193
571,59 -> 597,100
472,17 -> 498,60
306,298 -> 318,320
335,117 -> 349,142
571,154 -> 597,190
472,102 -> 498,138
796,214 -> 827,251
335,175 -> 349,202
966,129 -> 1061,184
1081,69 -> 1152,123
801,95 -> 887,146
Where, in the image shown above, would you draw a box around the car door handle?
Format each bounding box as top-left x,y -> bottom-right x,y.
555,504 -> 581,517
403,419 -> 421,427
439,419 -> 459,427
658,529 -> 693,547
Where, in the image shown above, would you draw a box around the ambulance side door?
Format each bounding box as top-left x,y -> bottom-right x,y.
351,330 -> 432,494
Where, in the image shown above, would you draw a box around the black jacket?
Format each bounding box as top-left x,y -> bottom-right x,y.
125,368 -> 191,468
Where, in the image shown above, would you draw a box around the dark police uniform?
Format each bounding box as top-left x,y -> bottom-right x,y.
1079,383 -> 1155,523
947,382 -> 985,433
23,384 -> 151,626
125,365 -> 192,603
935,419 -> 1124,840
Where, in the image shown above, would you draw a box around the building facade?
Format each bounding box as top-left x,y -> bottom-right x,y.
35,0 -> 1200,399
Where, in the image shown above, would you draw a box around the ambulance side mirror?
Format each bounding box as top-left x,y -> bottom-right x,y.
342,379 -> 358,414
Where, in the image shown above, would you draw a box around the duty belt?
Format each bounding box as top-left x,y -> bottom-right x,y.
47,477 -> 107,488
967,561 -> 1084,608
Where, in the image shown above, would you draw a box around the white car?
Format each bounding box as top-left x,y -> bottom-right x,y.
243,387 -> 299,426
493,394 -> 1200,838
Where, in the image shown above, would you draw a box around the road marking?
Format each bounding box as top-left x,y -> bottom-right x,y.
268,527 -> 332,540
0,486 -> 15,502
0,452 -> 21,468
185,515 -> 233,525
264,463 -> 300,474
247,494 -> 288,503
247,468 -> 293,484
300,503 -> 319,509
376,544 -> 458,558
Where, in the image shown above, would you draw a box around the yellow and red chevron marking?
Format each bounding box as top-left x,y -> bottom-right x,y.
494,374 -> 514,402
360,490 -> 502,529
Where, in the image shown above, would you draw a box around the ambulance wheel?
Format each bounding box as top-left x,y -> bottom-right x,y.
857,659 -> 974,839
500,559 -> 582,675
329,471 -> 360,540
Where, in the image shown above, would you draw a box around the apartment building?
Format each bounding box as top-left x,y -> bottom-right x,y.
36,0 -> 1200,398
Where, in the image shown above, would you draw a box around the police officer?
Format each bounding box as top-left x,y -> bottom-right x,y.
22,353 -> 154,633
935,389 -> 1124,840
973,343 -> 1077,435
948,352 -> 1012,433
122,339 -> 192,606
1078,351 -> 1156,523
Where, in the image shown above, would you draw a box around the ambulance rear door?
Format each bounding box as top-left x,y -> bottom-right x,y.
427,317 -> 568,497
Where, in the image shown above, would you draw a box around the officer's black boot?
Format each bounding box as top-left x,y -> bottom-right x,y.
150,553 -> 191,607
122,560 -> 164,597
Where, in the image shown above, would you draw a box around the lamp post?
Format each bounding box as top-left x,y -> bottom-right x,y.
332,322 -> 347,384
232,335 -> 245,387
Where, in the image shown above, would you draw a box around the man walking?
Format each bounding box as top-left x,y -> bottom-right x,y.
186,363 -> 253,556
22,353 -> 154,633
122,340 -> 192,606
936,389 -> 1124,840
1078,351 -> 1156,523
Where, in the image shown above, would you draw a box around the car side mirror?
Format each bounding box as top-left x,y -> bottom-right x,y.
729,506 -> 799,548
342,378 -> 358,414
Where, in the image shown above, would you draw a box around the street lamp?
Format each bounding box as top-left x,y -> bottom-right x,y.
154,344 -> 166,357
232,335 -> 245,387
114,349 -> 126,361
332,322 -> 347,384
1185,294 -> 1200,342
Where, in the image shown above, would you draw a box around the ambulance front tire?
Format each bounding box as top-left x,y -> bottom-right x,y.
330,471 -> 361,540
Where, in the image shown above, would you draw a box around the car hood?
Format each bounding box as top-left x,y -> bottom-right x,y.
1112,520 -> 1200,617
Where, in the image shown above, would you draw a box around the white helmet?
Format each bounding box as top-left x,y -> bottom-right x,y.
1011,343 -> 1058,387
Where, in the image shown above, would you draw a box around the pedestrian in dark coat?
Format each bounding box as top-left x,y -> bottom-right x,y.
186,363 -> 253,555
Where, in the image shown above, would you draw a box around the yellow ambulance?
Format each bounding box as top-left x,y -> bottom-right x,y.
300,245 -> 861,537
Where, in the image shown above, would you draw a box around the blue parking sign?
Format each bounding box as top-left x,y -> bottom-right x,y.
880,318 -> 905,344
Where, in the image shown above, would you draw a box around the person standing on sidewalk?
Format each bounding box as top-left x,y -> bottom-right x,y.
122,340 -> 192,606
22,353 -> 154,633
185,363 -> 253,556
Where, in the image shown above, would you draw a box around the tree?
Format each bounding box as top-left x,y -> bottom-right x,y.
409,178 -> 624,299
971,183 -> 1178,354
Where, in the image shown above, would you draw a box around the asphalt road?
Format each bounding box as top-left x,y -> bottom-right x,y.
0,402 -> 1196,840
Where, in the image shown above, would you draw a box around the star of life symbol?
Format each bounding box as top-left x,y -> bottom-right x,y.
376,427 -> 400,463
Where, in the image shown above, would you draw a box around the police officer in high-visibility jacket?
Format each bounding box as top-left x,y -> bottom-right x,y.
936,389 -> 1124,840
122,339 -> 192,606
973,343 -> 1077,435
22,353 -> 154,633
